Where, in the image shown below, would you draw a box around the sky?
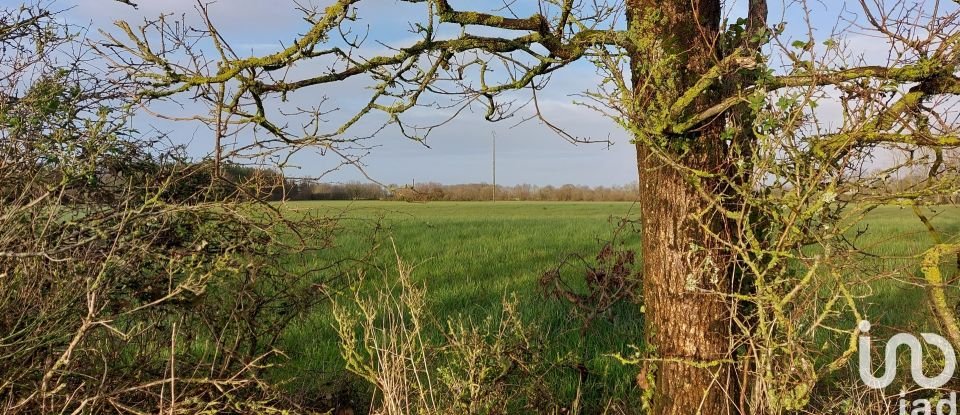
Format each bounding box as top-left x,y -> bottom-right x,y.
49,0 -> 905,186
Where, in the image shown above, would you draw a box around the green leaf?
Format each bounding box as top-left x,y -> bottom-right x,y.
777,96 -> 794,111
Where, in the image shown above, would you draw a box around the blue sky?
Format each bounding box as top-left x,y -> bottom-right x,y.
53,0 -> 899,185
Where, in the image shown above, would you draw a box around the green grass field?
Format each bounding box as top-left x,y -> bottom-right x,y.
271,201 -> 960,408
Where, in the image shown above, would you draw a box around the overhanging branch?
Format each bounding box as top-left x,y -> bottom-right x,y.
665,60 -> 960,136
813,131 -> 960,154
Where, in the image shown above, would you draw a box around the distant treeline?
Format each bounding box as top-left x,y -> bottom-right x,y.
169,163 -> 959,204
95,161 -> 641,203
284,181 -> 641,202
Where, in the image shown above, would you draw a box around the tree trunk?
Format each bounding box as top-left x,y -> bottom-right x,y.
635,142 -> 735,415
627,1 -> 736,414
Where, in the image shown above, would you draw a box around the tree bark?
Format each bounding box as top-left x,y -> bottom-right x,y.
627,1 -> 736,414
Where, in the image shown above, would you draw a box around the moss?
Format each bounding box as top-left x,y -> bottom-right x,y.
459,12 -> 504,26
922,243 -> 960,347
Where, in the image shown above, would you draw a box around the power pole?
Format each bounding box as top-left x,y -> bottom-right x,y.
492,131 -> 496,203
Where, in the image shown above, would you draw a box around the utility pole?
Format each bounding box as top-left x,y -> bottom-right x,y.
492,131 -> 496,203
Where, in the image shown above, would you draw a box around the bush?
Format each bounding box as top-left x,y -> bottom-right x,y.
0,5 -> 336,413
332,248 -> 560,414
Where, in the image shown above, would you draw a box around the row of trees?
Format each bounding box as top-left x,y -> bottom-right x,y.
200,167 -> 960,204
155,163 -> 643,201
286,180 -> 641,201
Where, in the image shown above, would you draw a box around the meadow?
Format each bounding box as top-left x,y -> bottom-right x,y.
272,201 -> 960,409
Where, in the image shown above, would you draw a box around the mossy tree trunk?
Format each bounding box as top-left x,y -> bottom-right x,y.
628,1 -> 737,414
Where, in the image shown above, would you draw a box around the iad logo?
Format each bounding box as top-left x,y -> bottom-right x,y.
858,320 -> 958,414
858,320 -> 956,389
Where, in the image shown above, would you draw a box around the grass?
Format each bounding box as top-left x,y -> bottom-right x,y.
837,205 -> 960,330
270,201 -> 960,409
